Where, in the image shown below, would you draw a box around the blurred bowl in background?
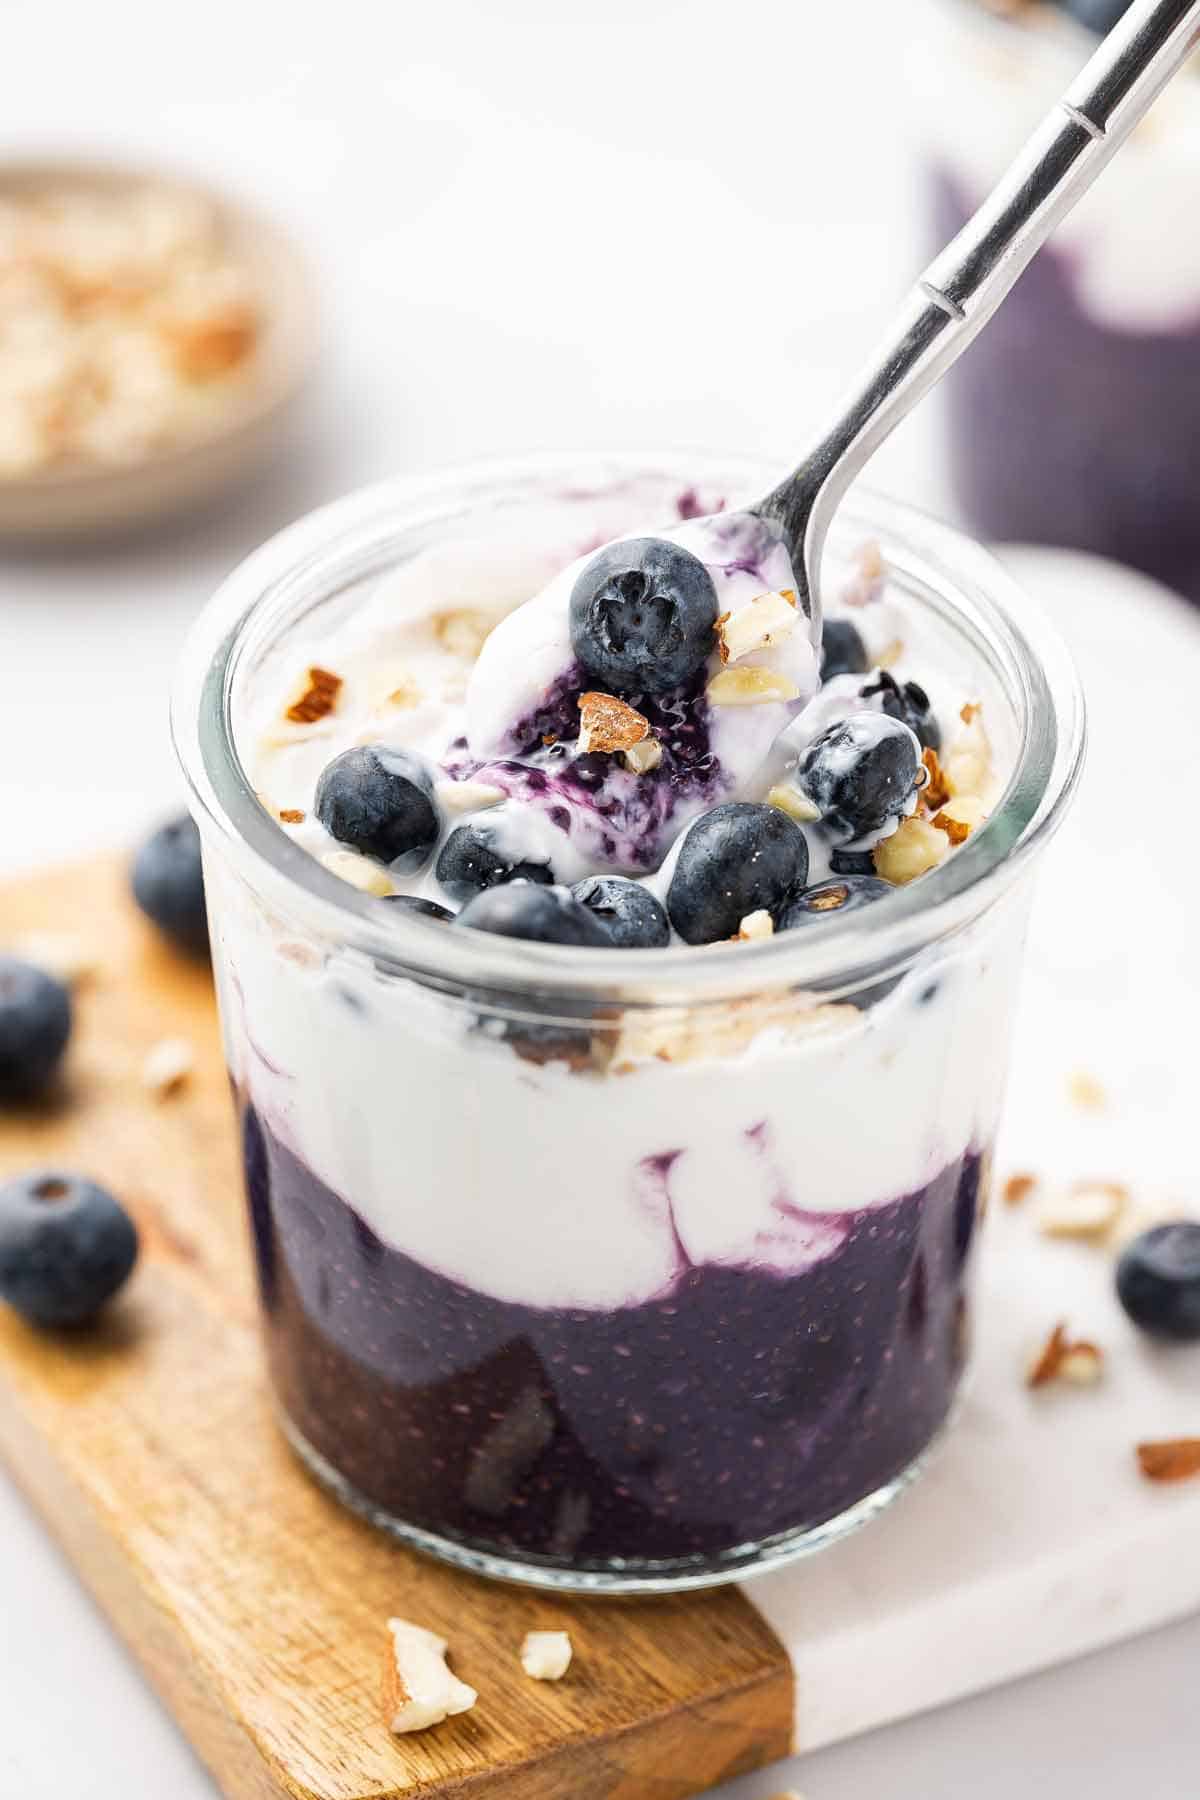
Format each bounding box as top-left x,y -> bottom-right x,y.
0,157 -> 319,540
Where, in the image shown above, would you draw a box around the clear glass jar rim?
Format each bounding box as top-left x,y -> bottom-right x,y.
171,449 -> 1086,1009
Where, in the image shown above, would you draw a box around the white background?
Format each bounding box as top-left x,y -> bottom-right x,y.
0,1 -> 1196,1794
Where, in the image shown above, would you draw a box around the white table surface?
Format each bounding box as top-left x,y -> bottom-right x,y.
1,0 -> 1197,1793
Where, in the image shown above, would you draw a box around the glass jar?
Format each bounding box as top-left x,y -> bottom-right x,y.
172,450 -> 1084,1592
912,0 -> 1200,599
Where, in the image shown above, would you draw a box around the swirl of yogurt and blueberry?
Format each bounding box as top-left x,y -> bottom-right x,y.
251,493 -> 997,943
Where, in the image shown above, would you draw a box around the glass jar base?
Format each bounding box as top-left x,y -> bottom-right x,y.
277,1406 -> 949,1595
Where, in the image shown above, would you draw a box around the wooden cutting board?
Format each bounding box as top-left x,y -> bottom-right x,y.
0,856 -> 794,1800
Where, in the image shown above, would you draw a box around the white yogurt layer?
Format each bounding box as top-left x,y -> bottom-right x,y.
227,482 -> 1016,1309
913,0 -> 1200,332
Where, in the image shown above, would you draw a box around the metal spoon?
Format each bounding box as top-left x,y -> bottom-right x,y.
752,0 -> 1200,638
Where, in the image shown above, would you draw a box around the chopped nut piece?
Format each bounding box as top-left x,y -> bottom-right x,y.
278,808 -> 305,825
162,303 -> 257,381
623,735 -> 663,775
1038,1181 -> 1128,1243
437,780 -> 506,815
10,932 -> 98,987
920,747 -> 950,811
875,637 -> 904,670
1137,1439 -> 1200,1483
519,1630 -> 573,1681
577,691 -> 651,754
1003,1172 -> 1038,1208
872,816 -> 948,885
613,996 -> 860,1068
942,709 -> 994,800
1067,1069 -> 1108,1113
735,910 -> 775,942
766,783 -> 821,824
938,792 -> 989,835
383,675 -> 424,710
433,608 -> 494,661
932,810 -> 971,847
960,701 -> 981,724
716,589 -> 798,664
141,1036 -> 194,1098
1027,1322 -> 1104,1389
707,667 -> 800,706
382,1618 -> 477,1734
285,666 -> 342,725
320,850 -> 393,897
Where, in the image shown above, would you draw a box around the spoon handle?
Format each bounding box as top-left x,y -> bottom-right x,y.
760,0 -> 1200,615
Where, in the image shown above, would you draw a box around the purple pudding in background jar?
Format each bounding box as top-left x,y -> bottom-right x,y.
913,0 -> 1200,598
173,451 -> 1083,1591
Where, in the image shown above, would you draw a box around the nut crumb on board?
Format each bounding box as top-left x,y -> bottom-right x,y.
519,1630 -> 573,1681
140,1037 -> 194,1098
382,1618 -> 477,1734
9,932 -> 99,986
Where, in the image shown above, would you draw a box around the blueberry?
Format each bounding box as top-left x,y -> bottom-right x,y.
315,746 -> 440,872
829,847 -> 877,877
821,617 -> 869,681
798,714 -> 922,841
1061,0 -> 1130,33
384,894 -> 455,922
571,877 -> 670,948
861,672 -> 941,752
131,815 -> 209,957
569,536 -> 719,694
436,821 -> 554,904
0,1172 -> 138,1327
666,803 -> 809,945
779,875 -> 891,931
455,883 -> 611,947
1116,1222 -> 1200,1342
0,959 -> 72,1103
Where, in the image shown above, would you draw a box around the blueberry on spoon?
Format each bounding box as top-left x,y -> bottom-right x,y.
569,537 -> 719,694
1116,1222 -> 1200,1342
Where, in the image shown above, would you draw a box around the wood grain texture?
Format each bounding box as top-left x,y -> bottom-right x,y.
0,856 -> 794,1800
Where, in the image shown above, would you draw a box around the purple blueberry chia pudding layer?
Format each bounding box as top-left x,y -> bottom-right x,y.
244,1103 -> 983,1567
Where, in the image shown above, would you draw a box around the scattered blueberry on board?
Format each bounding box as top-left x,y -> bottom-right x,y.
436,821 -> 555,904
0,958 -> 72,1103
798,714 -> 922,841
779,875 -> 892,932
315,746 -> 441,872
569,537 -> 719,694
1116,1222 -> 1200,1342
384,894 -> 455,922
455,883 -> 611,947
667,802 -> 809,945
820,617 -> 869,681
571,876 -> 671,949
131,815 -> 209,958
861,673 -> 941,752
0,1172 -> 138,1328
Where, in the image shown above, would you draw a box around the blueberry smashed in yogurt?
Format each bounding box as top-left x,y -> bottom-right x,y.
234,481 -> 1012,1577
